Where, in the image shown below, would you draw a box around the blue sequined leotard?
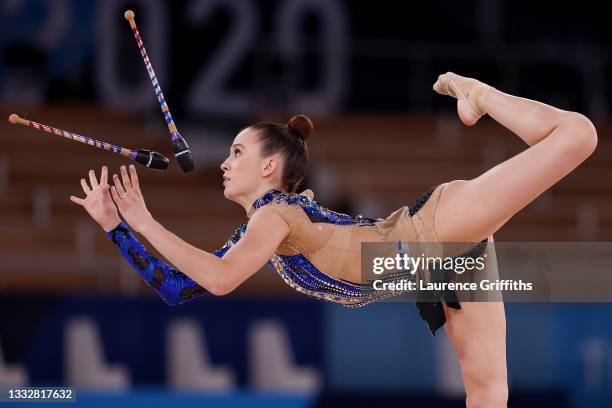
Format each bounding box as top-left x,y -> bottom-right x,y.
107,185 -> 488,337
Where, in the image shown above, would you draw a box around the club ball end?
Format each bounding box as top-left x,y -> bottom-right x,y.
8,114 -> 19,124
171,135 -> 195,173
124,9 -> 135,21
176,152 -> 195,173
134,149 -> 170,171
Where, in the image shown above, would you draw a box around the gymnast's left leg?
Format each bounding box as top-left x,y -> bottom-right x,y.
442,255 -> 508,408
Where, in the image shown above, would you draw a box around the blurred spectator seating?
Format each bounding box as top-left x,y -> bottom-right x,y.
166,318 -> 236,391
248,319 -> 321,392
0,338 -> 28,386
64,317 -> 130,390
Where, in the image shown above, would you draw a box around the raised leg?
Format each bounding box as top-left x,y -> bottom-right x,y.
432,73 -> 597,242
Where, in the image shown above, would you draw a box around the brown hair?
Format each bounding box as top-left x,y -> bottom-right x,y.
250,114 -> 314,193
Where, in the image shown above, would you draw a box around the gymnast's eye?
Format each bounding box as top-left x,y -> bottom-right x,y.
234,149 -> 241,157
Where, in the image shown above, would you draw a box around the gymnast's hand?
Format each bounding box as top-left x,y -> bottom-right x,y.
70,166 -> 121,232
109,164 -> 153,234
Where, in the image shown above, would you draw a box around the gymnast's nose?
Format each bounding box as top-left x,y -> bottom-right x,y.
220,158 -> 230,172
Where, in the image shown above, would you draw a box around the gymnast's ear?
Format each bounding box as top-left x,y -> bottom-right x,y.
261,155 -> 281,178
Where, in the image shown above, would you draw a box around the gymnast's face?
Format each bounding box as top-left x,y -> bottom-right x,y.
220,128 -> 283,202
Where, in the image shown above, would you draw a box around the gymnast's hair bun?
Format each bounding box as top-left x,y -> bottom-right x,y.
288,115 -> 314,141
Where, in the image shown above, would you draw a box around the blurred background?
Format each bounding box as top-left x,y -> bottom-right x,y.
1,0 -> 611,407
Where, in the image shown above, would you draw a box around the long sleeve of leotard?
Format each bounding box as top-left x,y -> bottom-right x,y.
106,220 -> 246,306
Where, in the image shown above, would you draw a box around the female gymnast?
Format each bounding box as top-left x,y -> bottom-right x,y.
70,72 -> 597,408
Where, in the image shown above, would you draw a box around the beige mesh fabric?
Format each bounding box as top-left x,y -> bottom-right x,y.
374,183 -> 449,285
246,185 -> 451,285
375,183 -> 447,243
248,200 -> 385,284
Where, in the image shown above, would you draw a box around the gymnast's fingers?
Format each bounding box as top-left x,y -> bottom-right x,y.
112,173 -> 126,196
80,178 -> 91,194
128,165 -> 140,193
120,165 -> 132,190
100,165 -> 108,185
89,169 -> 99,188
70,195 -> 85,206
110,186 -> 122,207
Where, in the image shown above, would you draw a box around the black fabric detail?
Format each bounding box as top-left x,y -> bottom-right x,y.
416,302 -> 447,337
180,286 -> 208,300
127,246 -> 149,270
417,238 -> 489,336
150,267 -> 165,289
408,184 -> 438,216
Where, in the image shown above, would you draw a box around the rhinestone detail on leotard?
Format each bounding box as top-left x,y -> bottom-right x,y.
250,189 -> 381,226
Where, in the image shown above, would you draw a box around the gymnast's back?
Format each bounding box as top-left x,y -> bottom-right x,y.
246,185 -> 447,285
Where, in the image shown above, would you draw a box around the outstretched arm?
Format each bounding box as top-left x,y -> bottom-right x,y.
106,220 -> 245,304
71,166 -> 289,301
108,165 -> 289,295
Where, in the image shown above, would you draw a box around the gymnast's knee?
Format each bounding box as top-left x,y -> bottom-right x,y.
466,381 -> 508,408
559,111 -> 598,157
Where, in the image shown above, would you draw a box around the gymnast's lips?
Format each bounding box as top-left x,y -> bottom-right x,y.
223,176 -> 230,186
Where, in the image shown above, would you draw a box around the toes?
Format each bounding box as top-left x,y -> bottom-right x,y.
433,73 -> 455,96
433,76 -> 446,94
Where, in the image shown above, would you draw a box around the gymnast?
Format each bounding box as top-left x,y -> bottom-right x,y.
70,72 -> 598,407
